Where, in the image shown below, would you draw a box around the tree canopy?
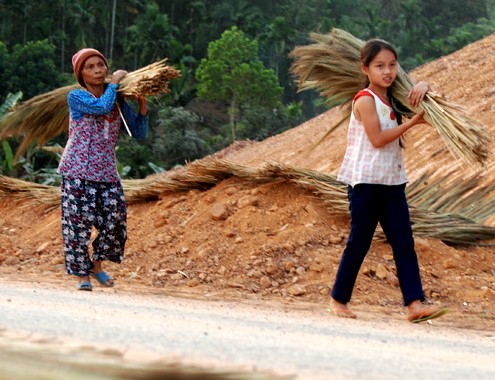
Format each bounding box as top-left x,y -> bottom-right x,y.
0,0 -> 494,179
196,26 -> 282,141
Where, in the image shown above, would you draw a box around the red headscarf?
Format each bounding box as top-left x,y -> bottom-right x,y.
72,48 -> 107,87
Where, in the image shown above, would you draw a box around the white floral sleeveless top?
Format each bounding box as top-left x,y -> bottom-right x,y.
337,88 -> 407,187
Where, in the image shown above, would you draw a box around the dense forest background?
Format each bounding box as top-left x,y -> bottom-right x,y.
1,0 -> 494,182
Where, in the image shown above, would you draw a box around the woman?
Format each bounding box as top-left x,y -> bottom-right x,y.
58,48 -> 148,291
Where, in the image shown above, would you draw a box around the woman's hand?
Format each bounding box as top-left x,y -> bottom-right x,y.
124,95 -> 147,115
110,70 -> 128,84
136,95 -> 148,115
408,81 -> 429,107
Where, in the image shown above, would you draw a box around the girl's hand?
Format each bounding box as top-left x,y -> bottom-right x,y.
400,109 -> 428,137
110,70 -> 128,84
408,109 -> 427,127
408,81 -> 429,107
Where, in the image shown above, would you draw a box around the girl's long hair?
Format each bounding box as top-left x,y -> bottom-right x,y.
361,39 -> 406,146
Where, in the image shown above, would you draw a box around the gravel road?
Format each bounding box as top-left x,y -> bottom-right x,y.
1,280 -> 494,379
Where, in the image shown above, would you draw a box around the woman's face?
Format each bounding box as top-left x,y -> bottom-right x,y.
81,56 -> 108,87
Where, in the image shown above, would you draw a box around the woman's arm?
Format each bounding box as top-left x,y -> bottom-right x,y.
68,84 -> 119,119
136,95 -> 147,116
68,70 -> 128,119
120,100 -> 149,140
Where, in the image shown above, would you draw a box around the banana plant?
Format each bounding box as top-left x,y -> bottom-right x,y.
0,92 -> 23,174
0,92 -> 22,117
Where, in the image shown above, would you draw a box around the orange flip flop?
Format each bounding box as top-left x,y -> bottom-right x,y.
409,307 -> 449,323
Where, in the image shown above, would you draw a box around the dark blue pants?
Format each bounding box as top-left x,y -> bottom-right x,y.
331,184 -> 425,306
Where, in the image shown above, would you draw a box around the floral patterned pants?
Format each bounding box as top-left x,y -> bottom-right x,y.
61,177 -> 127,276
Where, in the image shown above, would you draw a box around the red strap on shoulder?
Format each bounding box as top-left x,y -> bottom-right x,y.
354,89 -> 373,102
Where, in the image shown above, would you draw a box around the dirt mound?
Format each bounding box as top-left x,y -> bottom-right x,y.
1,35 -> 495,330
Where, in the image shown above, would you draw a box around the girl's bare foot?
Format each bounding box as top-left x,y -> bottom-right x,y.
330,298 -> 357,319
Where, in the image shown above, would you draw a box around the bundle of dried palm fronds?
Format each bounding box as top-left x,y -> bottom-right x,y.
290,28 -> 491,165
118,58 -> 180,97
0,58 -> 180,161
0,85 -> 78,162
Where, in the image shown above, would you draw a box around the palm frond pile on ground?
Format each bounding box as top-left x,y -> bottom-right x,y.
0,175 -> 61,208
406,164 -> 495,223
0,59 -> 180,160
2,158 -> 495,246
289,28 -> 491,165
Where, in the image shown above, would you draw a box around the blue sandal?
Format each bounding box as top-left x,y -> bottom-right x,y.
91,271 -> 114,287
76,281 -> 93,291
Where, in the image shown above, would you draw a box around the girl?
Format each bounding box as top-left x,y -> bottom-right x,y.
58,48 -> 149,291
329,39 -> 447,323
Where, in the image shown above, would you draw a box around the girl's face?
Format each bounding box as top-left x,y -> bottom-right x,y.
361,48 -> 397,90
81,56 -> 108,88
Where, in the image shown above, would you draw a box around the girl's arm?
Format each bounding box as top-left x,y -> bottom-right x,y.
356,96 -> 426,148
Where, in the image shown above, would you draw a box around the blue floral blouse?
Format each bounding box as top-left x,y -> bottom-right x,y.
58,83 -> 148,182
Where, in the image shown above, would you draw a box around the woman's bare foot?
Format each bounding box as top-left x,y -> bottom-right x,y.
92,260 -> 103,273
330,298 -> 357,319
76,276 -> 93,291
407,300 -> 448,323
90,260 -> 114,287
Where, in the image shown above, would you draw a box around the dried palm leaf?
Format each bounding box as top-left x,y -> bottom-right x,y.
0,86 -> 77,162
0,175 -> 60,209
289,28 -> 491,165
406,165 -> 495,223
293,175 -> 495,246
3,159 -> 495,246
0,59 -> 180,161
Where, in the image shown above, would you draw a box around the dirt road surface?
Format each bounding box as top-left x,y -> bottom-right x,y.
1,279 -> 494,380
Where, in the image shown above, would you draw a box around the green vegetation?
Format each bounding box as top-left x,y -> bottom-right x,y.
0,0 -> 494,180
196,26 -> 282,142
